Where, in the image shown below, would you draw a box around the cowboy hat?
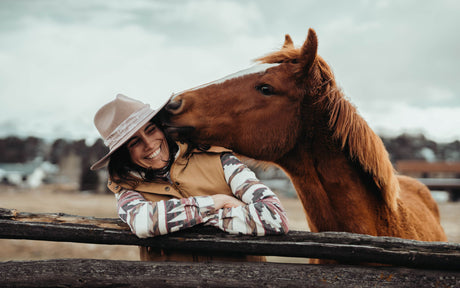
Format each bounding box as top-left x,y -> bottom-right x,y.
90,94 -> 168,170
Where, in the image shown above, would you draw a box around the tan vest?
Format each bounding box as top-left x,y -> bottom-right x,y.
108,142 -> 265,262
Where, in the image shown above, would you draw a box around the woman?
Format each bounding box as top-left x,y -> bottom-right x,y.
91,94 -> 289,261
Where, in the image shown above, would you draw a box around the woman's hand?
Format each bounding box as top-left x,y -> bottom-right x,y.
211,194 -> 245,210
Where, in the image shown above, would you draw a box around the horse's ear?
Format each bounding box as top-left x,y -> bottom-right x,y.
299,28 -> 318,73
283,34 -> 294,49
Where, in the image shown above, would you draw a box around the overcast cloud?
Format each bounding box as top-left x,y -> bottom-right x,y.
0,0 -> 459,143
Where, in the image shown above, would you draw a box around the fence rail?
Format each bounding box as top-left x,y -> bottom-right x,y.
1,207 -> 459,287
2,258 -> 459,288
419,177 -> 460,201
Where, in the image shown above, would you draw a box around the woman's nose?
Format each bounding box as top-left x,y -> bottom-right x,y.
140,134 -> 155,150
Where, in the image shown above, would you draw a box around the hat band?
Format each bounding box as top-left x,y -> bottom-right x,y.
104,106 -> 153,149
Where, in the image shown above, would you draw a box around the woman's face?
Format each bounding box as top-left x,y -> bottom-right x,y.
126,121 -> 170,170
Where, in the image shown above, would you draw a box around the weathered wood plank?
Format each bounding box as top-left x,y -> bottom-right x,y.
0,259 -> 458,288
1,208 -> 459,269
0,208 -> 128,229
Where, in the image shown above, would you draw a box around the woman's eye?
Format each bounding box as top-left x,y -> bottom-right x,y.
146,125 -> 156,134
128,139 -> 139,148
256,84 -> 275,96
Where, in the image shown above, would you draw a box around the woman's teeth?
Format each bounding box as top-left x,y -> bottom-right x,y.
146,148 -> 161,159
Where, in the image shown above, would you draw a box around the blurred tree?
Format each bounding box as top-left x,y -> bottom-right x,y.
0,136 -> 43,163
79,138 -> 109,193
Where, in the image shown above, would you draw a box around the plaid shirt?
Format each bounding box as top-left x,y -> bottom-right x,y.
115,153 -> 289,238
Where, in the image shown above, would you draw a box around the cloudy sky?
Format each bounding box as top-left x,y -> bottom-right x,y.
1,0 -> 459,143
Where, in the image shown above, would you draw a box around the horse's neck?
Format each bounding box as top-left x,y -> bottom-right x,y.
277,150 -> 337,232
277,143 -> 385,234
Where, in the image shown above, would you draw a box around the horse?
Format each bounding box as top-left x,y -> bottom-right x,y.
162,28 -> 447,246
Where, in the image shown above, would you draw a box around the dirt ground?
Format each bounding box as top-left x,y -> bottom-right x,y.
0,184 -> 458,262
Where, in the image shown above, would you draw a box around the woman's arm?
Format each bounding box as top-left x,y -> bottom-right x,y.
116,190 -> 217,238
204,153 -> 289,236
115,153 -> 288,238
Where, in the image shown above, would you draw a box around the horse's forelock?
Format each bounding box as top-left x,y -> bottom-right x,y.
256,48 -> 300,65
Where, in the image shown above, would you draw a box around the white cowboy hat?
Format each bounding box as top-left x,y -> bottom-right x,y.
90,94 -> 169,170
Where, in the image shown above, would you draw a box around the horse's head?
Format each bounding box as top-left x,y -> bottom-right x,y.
163,29 -> 334,161
164,28 -> 401,212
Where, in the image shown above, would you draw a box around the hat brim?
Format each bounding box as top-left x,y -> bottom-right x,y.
90,97 -> 171,170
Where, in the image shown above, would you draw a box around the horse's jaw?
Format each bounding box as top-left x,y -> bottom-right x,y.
274,147 -> 338,232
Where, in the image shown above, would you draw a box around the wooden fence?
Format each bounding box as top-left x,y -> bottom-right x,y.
418,178 -> 460,201
395,161 -> 460,201
1,207 -> 459,287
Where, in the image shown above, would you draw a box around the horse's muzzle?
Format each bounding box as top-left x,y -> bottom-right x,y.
165,99 -> 184,115
158,100 -> 195,141
163,124 -> 196,142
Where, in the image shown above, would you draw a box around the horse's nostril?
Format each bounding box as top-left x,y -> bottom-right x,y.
166,99 -> 183,112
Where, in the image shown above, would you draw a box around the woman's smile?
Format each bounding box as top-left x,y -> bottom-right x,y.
146,147 -> 161,159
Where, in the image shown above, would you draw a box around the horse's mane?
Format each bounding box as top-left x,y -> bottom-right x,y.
257,48 -> 400,210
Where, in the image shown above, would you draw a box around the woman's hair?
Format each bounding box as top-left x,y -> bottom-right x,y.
108,117 -> 179,188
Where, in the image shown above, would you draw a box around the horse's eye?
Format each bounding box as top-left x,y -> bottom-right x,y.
256,84 -> 275,96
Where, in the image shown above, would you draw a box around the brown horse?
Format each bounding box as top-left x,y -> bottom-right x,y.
163,28 -> 447,243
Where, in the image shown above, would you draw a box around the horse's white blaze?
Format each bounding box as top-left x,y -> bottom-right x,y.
171,63 -> 280,100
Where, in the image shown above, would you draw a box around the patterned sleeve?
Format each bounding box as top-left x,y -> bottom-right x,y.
204,153 -> 289,236
115,190 -> 217,238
